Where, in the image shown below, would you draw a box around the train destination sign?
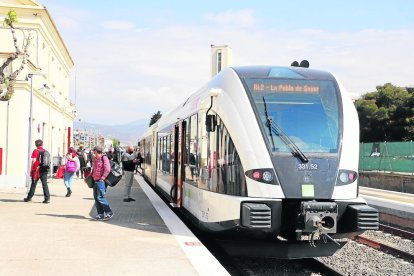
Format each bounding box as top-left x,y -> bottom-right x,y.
251,83 -> 320,94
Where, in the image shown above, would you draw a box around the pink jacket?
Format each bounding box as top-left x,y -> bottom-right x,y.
92,155 -> 111,181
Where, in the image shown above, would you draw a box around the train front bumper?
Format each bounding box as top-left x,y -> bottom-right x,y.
240,198 -> 379,239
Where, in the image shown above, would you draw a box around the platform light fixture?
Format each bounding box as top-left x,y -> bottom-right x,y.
26,72 -> 46,189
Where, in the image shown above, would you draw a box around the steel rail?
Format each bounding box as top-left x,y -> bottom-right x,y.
353,235 -> 414,263
379,223 -> 414,240
303,258 -> 345,276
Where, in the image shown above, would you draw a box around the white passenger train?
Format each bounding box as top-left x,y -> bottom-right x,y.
139,63 -> 378,258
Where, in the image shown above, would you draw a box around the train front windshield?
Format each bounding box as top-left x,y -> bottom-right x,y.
245,78 -> 340,154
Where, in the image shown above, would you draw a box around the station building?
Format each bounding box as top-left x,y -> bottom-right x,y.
0,0 -> 74,187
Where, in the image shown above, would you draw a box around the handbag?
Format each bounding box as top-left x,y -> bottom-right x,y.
65,159 -> 77,173
55,165 -> 65,179
105,160 -> 123,187
83,167 -> 92,178
84,175 -> 94,188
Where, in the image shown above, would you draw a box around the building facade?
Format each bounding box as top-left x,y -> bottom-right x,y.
73,129 -> 100,150
0,0 -> 74,187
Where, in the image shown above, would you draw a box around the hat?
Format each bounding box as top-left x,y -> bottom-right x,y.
93,146 -> 103,153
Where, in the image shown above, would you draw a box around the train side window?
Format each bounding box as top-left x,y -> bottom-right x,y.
227,137 -> 247,196
167,134 -> 172,174
158,137 -> 162,171
198,111 -> 209,190
171,130 -> 175,176
141,139 -> 145,169
185,114 -> 198,185
163,136 -> 166,171
159,136 -> 165,173
183,118 -> 190,166
144,138 -> 152,174
197,111 -> 247,196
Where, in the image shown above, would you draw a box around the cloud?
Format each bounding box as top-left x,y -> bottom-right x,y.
55,8 -> 413,125
72,25 -> 414,124
44,5 -> 90,33
101,20 -> 137,30
204,9 -> 255,27
55,17 -> 82,32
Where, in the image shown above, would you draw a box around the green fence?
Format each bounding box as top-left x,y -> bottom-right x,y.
359,141 -> 414,174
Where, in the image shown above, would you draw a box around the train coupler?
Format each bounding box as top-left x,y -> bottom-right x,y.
296,201 -> 339,247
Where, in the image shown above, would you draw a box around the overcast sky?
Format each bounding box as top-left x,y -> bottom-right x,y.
39,0 -> 414,125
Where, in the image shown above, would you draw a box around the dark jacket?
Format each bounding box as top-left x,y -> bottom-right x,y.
122,152 -> 136,172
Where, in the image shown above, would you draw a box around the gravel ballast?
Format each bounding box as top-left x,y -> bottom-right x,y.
231,230 -> 414,275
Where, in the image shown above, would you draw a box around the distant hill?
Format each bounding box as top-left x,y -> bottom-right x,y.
74,119 -> 148,145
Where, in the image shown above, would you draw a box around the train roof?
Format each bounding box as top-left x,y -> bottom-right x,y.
140,65 -> 338,139
232,66 -> 336,81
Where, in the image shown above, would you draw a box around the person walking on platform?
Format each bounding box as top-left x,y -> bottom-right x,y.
24,139 -> 51,203
113,146 -> 121,165
122,145 -> 137,202
76,147 -> 87,179
63,147 -> 79,197
92,146 -> 113,220
87,149 -> 94,168
135,148 -> 143,174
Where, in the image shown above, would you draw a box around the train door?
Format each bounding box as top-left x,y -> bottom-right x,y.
151,128 -> 158,184
178,120 -> 187,207
141,139 -> 146,176
171,125 -> 179,205
172,121 -> 186,208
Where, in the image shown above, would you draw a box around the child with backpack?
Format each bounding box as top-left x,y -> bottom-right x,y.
63,147 -> 79,197
24,139 -> 51,203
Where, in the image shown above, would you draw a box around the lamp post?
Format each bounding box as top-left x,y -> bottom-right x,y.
26,72 -> 45,189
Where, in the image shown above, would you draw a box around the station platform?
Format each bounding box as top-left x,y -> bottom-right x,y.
360,186 -> 414,229
0,175 -> 229,276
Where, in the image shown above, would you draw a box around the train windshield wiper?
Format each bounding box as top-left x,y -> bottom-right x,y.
271,121 -> 309,163
263,96 -> 276,151
262,96 -> 309,163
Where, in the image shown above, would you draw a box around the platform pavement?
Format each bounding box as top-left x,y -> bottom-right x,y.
0,176 -> 229,276
360,186 -> 414,221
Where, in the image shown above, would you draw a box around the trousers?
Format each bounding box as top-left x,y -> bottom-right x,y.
27,171 -> 50,200
124,170 -> 134,199
93,180 -> 112,215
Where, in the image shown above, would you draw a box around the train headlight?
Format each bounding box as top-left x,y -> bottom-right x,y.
245,169 -> 277,185
339,172 -> 349,183
262,171 -> 273,182
337,170 -> 358,185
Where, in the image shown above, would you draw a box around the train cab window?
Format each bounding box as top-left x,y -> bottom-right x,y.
185,114 -> 199,185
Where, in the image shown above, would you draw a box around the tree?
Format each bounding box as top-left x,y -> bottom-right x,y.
356,83 -> 414,142
149,111 -> 162,126
0,11 -> 32,101
112,139 -> 119,148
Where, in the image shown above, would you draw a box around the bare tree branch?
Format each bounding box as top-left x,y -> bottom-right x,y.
0,11 -> 31,101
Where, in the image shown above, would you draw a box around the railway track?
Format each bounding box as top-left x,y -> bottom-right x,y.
353,225 -> 414,263
302,258 -> 345,276
148,179 -> 346,275
379,223 -> 414,240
